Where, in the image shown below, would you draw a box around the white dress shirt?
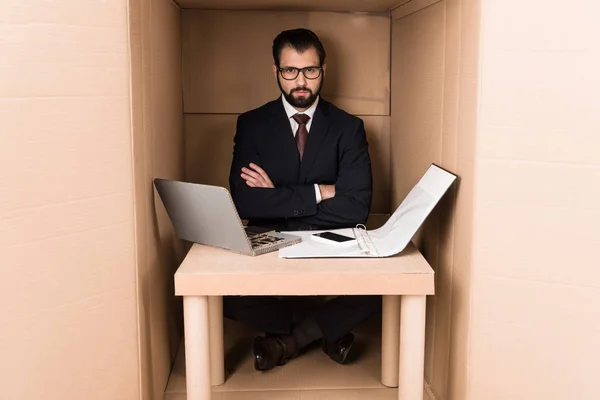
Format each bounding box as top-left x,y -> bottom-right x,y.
281,94 -> 322,204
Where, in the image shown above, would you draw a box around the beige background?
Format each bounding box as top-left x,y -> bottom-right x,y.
0,0 -> 140,399
469,0 -> 600,398
2,0 -> 599,399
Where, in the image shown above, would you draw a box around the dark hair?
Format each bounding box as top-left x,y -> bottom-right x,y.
272,28 -> 326,67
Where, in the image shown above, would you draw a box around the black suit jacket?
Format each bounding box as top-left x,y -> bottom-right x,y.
229,97 -> 373,231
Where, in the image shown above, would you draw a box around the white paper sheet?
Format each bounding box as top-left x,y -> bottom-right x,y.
278,164 -> 457,258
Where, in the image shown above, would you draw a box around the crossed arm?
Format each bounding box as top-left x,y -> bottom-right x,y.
241,163 -> 335,200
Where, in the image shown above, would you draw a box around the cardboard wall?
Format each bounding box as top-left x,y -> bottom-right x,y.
391,5 -> 446,394
391,0 -> 480,399
182,10 -> 392,214
0,0 -> 140,398
443,0 -> 480,398
469,0 -> 600,399
128,0 -> 187,399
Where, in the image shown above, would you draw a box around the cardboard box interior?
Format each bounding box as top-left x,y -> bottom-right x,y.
127,0 -> 479,399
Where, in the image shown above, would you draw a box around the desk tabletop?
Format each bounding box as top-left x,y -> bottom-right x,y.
174,241 -> 434,296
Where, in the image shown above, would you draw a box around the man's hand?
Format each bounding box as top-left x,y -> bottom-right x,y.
241,163 -> 274,188
318,184 -> 335,201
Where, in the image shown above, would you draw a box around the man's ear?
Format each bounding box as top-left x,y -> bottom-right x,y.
272,64 -> 279,80
322,63 -> 327,77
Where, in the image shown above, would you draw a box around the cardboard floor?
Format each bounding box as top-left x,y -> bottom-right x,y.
164,316 -> 432,399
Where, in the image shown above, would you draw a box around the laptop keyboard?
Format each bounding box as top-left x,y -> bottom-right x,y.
248,233 -> 286,248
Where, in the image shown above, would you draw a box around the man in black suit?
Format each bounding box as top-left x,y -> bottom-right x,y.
225,28 -> 381,371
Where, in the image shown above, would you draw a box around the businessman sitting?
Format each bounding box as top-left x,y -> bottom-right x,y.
225,28 -> 381,371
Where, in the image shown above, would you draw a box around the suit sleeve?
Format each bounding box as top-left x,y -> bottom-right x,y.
229,114 -> 319,220
289,118 -> 373,229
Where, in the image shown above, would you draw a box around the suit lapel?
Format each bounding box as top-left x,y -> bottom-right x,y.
268,100 -> 301,178
299,99 -> 330,182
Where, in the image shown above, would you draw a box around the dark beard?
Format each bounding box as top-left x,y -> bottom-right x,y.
278,77 -> 323,109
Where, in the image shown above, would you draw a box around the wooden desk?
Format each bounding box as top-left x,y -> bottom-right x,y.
174,242 -> 434,400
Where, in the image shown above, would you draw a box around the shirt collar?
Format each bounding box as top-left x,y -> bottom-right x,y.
281,94 -> 319,121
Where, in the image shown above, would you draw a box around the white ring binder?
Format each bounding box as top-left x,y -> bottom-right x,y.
353,226 -> 380,257
278,164 -> 458,259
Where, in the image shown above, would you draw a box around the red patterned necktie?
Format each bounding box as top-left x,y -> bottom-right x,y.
292,113 -> 310,161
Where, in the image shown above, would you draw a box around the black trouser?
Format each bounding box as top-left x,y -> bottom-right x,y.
223,295 -> 381,343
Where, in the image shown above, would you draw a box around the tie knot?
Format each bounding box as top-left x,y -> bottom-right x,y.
292,113 -> 310,125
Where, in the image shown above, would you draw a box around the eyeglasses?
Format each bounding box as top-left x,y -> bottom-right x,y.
277,66 -> 323,80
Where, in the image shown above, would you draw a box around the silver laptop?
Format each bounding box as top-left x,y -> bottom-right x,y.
153,178 -> 301,256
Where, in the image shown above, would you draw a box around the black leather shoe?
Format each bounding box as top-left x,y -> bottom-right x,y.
322,332 -> 355,364
252,335 -> 296,371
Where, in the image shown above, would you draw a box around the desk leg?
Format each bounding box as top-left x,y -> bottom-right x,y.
381,295 -> 401,387
184,296 -> 211,400
398,295 -> 426,400
208,296 -> 225,386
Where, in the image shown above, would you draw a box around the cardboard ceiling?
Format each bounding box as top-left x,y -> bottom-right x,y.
176,0 -> 408,12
